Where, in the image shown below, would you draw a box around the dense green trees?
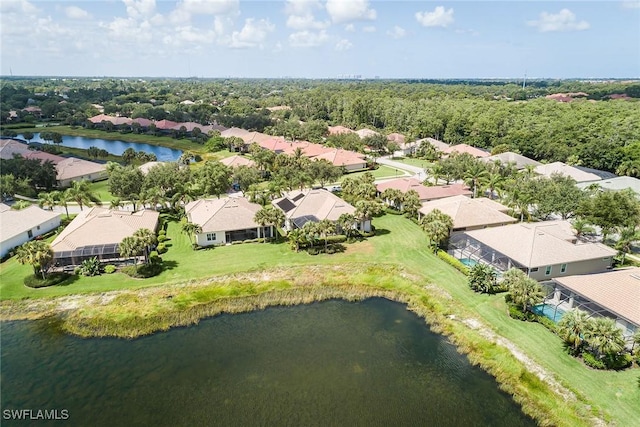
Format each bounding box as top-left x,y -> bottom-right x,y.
0,156 -> 57,195
16,241 -> 54,279
578,189 -> 640,242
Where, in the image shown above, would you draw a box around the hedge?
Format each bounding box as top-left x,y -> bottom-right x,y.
436,250 -> 470,275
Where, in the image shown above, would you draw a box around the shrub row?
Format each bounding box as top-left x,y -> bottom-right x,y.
24,273 -> 72,288
436,250 -> 470,275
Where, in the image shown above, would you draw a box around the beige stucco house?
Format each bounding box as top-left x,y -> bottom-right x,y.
56,157 -> 108,187
185,197 -> 272,246
449,220 -> 616,280
418,196 -> 517,232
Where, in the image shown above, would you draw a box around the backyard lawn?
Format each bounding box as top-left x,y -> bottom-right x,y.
88,180 -> 115,202
390,157 -> 434,170
0,214 -> 638,425
338,165 -> 407,182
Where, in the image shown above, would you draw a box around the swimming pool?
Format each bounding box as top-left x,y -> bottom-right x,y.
531,304 -> 566,323
459,258 -> 478,267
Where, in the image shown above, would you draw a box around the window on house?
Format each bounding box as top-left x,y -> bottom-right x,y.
206,233 -> 216,241
545,266 -> 552,276
27,230 -> 33,238
530,267 -> 539,272
560,264 -> 567,273
37,225 -> 40,230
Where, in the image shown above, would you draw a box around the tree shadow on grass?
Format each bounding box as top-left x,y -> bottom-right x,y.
373,228 -> 391,236
161,260 -> 178,272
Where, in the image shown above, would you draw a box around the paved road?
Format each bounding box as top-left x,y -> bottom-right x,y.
376,156 -> 427,181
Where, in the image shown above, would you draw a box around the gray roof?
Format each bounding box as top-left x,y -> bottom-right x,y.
534,162 -> 601,183
272,189 -> 355,222
185,197 -> 262,232
464,220 -> 617,268
0,205 -> 61,242
574,166 -> 617,180
51,208 -> 159,252
483,152 -> 541,170
577,176 -> 640,195
553,268 -> 640,326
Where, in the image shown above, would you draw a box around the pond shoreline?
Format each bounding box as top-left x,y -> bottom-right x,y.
0,264 -> 602,427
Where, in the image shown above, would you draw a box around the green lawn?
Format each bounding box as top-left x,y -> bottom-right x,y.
87,180 -> 115,202
339,165 -> 407,182
1,214 -> 638,425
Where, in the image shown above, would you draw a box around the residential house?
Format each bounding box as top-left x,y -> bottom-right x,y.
56,157 -> 108,187
272,188 -> 370,232
328,125 -> 355,135
416,137 -> 450,153
443,144 -> 490,158
534,162 -> 602,183
483,152 -> 541,170
219,155 -> 257,168
418,196 -> 517,232
449,220 -> 616,280
51,208 -> 159,266
356,128 -> 380,139
547,268 -> 640,346
376,178 -> 472,203
577,176 -> 640,197
138,161 -> 168,175
0,204 -> 61,258
185,197 -> 271,246
313,148 -> 367,172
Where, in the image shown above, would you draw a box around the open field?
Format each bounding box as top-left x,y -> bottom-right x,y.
390,157 -> 434,169
338,165 -> 406,182
1,214 -> 638,426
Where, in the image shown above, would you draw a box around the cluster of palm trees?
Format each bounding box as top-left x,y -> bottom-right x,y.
38,180 -> 101,216
419,209 -> 454,252
15,240 -> 54,280
118,228 -> 158,269
557,309 -> 634,369
501,268 -> 545,312
253,206 -> 285,241
380,188 -> 421,217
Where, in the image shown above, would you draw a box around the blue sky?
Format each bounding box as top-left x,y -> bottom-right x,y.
1,1 -> 639,78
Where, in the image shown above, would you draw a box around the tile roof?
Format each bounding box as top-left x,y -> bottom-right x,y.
185,197 -> 262,232
272,189 -> 355,223
416,137 -> 450,152
154,119 -> 179,130
328,125 -> 355,135
377,178 -> 472,201
577,176 -> 640,195
419,196 -> 516,229
219,155 -> 256,168
51,208 -> 159,252
464,220 -> 617,268
312,148 -> 366,167
444,144 -> 490,158
534,162 -> 602,183
0,205 -> 61,242
55,157 -> 106,181
356,128 -> 380,139
387,133 -> 406,144
138,161 -> 168,175
553,268 -> 640,326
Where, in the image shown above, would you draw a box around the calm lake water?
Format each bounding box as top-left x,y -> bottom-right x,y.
0,298 -> 535,426
18,133 -> 182,161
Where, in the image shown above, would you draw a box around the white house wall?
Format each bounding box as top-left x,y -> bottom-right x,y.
0,216 -> 61,258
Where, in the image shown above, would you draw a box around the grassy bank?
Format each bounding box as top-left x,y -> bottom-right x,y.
16,125 -> 207,153
1,214 -> 638,425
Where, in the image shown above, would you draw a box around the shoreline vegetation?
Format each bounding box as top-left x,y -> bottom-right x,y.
0,264 -> 608,427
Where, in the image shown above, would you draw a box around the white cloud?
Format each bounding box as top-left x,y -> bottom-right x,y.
102,17 -> 153,44
387,26 -> 406,39
170,0 -> 239,23
416,6 -> 454,28
65,6 -> 91,20
0,0 -> 39,15
285,0 -> 322,15
527,9 -> 590,32
286,14 -> 329,30
362,25 -> 376,33
326,0 -> 376,23
289,30 -> 328,47
621,1 -> 640,9
345,23 -> 355,32
335,38 -> 352,51
229,18 -> 274,48
123,0 -> 156,19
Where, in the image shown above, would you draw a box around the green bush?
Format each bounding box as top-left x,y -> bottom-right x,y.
157,235 -> 168,243
156,243 -> 167,254
78,257 -> 101,276
24,273 -> 72,288
582,352 -> 607,370
534,315 -> 557,332
436,250 -> 470,275
307,247 -> 320,255
326,235 -> 347,244
243,239 -> 253,244
508,304 -> 528,321
602,353 -> 634,370
121,262 -> 163,278
232,240 -> 243,245
104,265 -> 116,274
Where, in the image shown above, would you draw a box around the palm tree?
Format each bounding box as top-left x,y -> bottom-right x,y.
287,228 -> 304,252
463,162 -> 489,198
118,236 -> 144,268
557,309 -> 590,355
401,190 -> 421,218
133,228 -> 157,264
65,180 -> 100,211
485,171 -> 505,200
616,160 -> 640,178
16,241 -> 54,280
381,188 -> 403,210
419,209 -> 454,252
585,317 -> 625,361
180,218 -> 202,248
508,275 -> 544,313
571,218 -> 595,239
337,213 -> 357,238
254,206 -> 278,241
354,199 -> 382,228
316,219 -> 336,252
426,163 -> 444,185
615,226 -> 640,265
38,191 -> 59,211
110,198 -> 123,210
